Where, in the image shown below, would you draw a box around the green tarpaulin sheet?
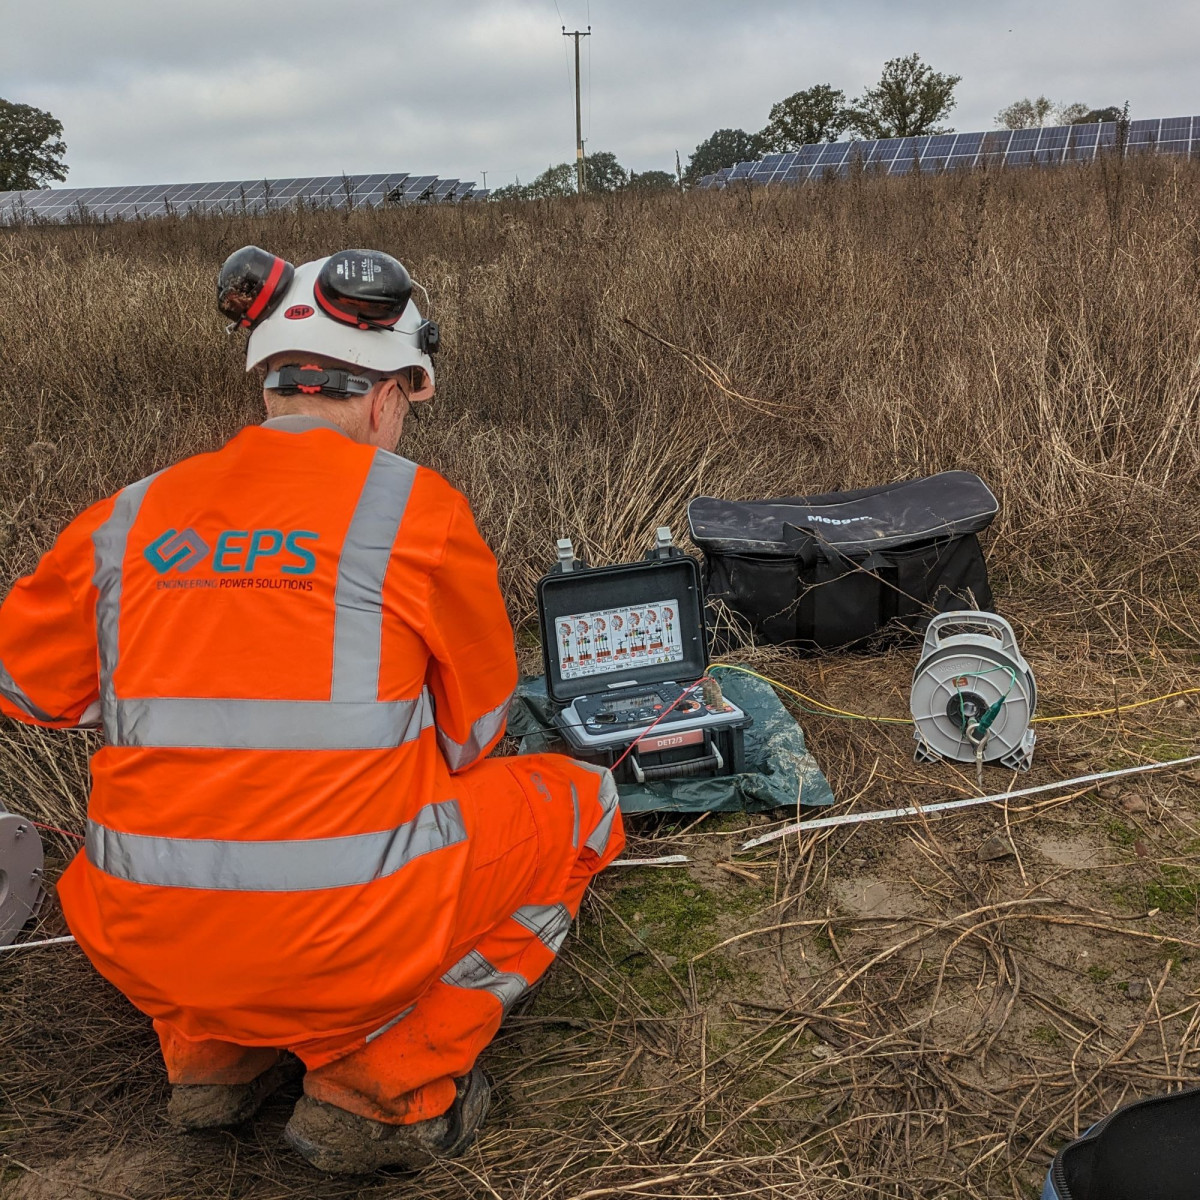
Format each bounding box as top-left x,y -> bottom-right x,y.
510,668 -> 835,814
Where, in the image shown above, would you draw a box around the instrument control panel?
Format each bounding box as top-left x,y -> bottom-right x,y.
559,681 -> 745,750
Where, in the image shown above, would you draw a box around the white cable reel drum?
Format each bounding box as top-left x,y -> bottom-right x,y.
911,612 -> 1037,771
0,800 -> 46,946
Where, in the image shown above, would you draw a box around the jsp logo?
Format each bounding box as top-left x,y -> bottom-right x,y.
144,528 -> 319,576
144,529 -> 210,574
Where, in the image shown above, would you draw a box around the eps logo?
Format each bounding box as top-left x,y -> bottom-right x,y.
144,528 -> 319,576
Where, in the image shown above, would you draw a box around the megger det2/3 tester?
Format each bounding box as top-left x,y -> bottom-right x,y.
536,528 -> 750,785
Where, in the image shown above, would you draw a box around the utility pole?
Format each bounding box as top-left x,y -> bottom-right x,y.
562,25 -> 591,194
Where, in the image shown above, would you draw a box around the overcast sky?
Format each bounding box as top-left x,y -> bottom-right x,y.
3,0 -> 1198,191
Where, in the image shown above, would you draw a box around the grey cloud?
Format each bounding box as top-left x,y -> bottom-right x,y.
2,0 -> 1197,190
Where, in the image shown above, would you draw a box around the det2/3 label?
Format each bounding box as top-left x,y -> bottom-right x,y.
556,598 -> 683,681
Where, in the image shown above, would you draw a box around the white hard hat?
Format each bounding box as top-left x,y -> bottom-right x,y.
244,256 -> 436,401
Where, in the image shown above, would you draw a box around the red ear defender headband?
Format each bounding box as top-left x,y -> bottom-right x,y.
216,246 -> 296,330
313,250 -> 413,331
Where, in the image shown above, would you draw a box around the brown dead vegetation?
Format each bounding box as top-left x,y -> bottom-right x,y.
2,156 -> 1200,1198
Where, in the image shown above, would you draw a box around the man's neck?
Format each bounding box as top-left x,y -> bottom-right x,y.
261,413 -> 355,440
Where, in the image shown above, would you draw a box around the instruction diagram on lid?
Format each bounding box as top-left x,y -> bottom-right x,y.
556,599 -> 683,681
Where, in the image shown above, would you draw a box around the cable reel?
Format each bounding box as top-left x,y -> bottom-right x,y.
911,612 -> 1036,776
0,801 -> 46,947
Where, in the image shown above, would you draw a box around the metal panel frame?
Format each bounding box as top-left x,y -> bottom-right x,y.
8,116 -> 1199,213
685,113 -> 1197,193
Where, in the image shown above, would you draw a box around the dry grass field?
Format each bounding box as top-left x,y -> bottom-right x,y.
2,156 -> 1200,1199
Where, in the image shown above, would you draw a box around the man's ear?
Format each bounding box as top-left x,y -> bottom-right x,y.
368,379 -> 394,432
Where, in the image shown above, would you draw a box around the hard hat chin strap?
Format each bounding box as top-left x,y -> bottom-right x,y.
264,364 -> 382,399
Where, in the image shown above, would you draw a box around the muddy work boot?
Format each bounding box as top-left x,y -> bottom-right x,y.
168,1055 -> 303,1131
284,1066 -> 491,1174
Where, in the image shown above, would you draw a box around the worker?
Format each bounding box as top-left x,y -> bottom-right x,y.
0,247 -> 625,1174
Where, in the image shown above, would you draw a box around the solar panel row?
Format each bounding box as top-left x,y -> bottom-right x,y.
696,115 -> 1200,190
0,170 -> 487,223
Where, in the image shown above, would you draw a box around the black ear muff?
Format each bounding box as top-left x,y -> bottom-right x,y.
314,249 -> 413,331
217,246 -> 296,329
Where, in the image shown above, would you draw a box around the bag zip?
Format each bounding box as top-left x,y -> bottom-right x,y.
706,535 -> 962,565
1047,1082 -> 1200,1199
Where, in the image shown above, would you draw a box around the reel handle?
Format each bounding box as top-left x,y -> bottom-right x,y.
922,611 -> 1020,658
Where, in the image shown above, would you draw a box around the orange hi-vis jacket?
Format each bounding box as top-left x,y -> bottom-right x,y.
0,415 -> 551,1050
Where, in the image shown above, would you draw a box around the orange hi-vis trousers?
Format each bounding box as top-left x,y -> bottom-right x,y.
154,754 -> 624,1124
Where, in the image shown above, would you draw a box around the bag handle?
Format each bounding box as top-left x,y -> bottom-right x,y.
787,523 -> 890,576
781,524 -> 824,567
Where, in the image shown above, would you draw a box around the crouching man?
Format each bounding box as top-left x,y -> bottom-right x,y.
0,248 -> 624,1173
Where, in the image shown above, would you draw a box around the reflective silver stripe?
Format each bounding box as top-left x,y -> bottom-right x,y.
0,657 -> 55,723
441,950 -> 528,1012
86,797 -> 465,891
112,690 -> 434,750
436,692 -> 513,772
513,903 -> 573,955
92,473 -> 162,742
331,450 -> 417,703
365,1004 -> 415,1044
569,782 -> 581,848
581,764 -> 621,856
441,904 -> 572,1013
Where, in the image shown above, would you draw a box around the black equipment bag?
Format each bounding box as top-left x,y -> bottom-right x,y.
687,471 -> 997,653
1044,1085 -> 1200,1199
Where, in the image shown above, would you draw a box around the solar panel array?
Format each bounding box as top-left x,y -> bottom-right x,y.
697,115 -> 1200,189
0,171 -> 490,224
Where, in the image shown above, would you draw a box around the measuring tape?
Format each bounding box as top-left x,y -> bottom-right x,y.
739,752 -> 1200,851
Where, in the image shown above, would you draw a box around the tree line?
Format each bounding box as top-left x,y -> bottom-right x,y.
682,56 -> 1125,185
0,98 -> 68,190
489,154 -> 676,200
0,65 -> 1130,201
495,53 -> 965,196
684,53 -> 960,184
995,98 -> 1123,130
492,55 -> 1126,198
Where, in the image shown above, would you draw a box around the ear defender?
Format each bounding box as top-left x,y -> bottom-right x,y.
217,246 -> 296,329
314,250 -> 413,330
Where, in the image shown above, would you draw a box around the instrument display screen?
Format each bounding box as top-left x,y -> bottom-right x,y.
555,597 -> 684,681
594,692 -> 660,715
